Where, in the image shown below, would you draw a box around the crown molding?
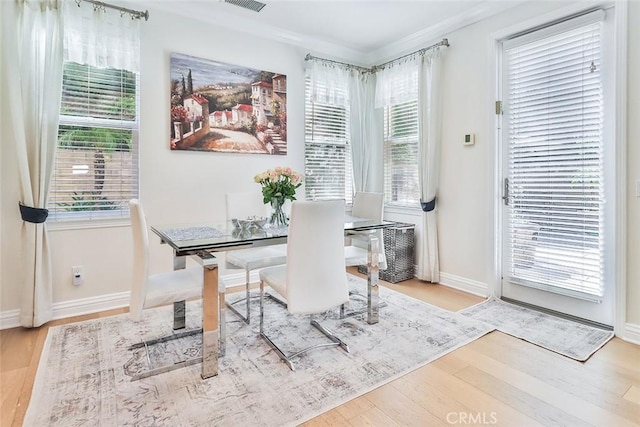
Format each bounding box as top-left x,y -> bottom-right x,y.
366,1 -> 525,65
149,3 -> 369,65
148,1 -> 534,68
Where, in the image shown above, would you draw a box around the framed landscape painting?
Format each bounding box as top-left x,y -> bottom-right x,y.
169,53 -> 287,155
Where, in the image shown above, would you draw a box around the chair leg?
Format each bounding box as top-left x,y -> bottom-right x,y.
259,280 -> 295,370
225,269 -> 253,324
310,315 -> 350,353
219,284 -> 226,357
259,279 -> 264,330
173,300 -> 186,330
259,291 -> 349,371
126,328 -> 203,381
128,328 -> 203,350
339,291 -> 388,319
245,269 -> 251,323
228,270 -> 287,323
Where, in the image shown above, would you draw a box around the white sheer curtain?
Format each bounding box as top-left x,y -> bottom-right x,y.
349,70 -> 381,193
374,49 -> 443,282
349,69 -> 386,269
2,0 -> 65,327
306,60 -> 351,107
64,2 -> 140,72
307,59 -> 386,268
307,59 -> 383,194
375,59 -> 419,108
416,50 -> 443,282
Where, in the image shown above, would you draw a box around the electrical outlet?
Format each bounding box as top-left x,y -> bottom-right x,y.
72,266 -> 84,286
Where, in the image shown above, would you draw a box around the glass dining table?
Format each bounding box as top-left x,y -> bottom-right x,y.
150,217 -> 396,379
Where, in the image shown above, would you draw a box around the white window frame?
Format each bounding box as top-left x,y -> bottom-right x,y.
303,76 -> 353,202
383,99 -> 420,207
48,55 -> 140,228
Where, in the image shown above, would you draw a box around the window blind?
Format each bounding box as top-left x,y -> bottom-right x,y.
504,18 -> 604,301
48,30 -> 139,221
383,99 -> 420,206
304,76 -> 352,202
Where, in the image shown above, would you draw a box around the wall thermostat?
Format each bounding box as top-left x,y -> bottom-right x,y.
464,133 -> 475,146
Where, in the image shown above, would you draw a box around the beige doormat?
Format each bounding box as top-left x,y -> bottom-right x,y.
459,297 -> 614,361
25,274 -> 493,426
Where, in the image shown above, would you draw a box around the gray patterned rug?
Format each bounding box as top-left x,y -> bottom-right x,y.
25,275 -> 493,426
459,297 -> 614,361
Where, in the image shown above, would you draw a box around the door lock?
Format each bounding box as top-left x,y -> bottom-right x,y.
502,178 -> 509,205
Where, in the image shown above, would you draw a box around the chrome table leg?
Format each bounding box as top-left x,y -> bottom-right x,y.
367,234 -> 380,324
199,252 -> 220,379
173,300 -> 186,330
173,254 -> 186,270
173,253 -> 187,330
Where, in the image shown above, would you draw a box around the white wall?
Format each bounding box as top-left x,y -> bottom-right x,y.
433,0 -> 639,329
436,2 -> 573,292
627,0 -> 640,326
138,7 -> 306,277
0,0 -> 5,311
0,5 -> 307,315
1,1 -> 638,333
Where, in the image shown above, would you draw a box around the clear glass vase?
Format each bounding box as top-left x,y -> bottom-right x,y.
269,197 -> 288,227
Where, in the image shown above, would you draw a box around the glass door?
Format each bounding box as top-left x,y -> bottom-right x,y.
499,10 -> 615,326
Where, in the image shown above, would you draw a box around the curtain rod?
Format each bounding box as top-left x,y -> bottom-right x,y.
372,38 -> 449,71
77,0 -> 149,21
305,38 -> 449,73
303,53 -> 371,73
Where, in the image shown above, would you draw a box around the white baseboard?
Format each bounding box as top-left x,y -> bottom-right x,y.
52,291 -> 131,321
438,272 -> 490,298
0,271 -> 256,330
4,270 -> 639,344
621,322 -> 640,345
0,292 -> 132,330
222,270 -> 259,287
0,309 -> 21,330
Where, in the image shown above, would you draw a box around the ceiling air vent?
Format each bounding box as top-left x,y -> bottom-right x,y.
223,0 -> 266,12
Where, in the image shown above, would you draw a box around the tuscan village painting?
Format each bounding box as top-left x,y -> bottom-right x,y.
170,53 -> 287,154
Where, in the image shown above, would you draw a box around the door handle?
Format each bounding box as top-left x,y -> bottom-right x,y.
502,178 -> 509,206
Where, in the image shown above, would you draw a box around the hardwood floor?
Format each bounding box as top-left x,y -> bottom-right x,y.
1,269 -> 638,426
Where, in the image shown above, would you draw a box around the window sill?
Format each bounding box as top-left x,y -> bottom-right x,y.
384,204 -> 422,217
47,217 -> 130,231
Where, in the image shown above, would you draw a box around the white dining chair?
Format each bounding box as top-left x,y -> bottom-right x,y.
128,199 -> 209,379
129,199 -> 203,325
345,192 -> 387,270
259,199 -> 350,370
225,191 -> 287,324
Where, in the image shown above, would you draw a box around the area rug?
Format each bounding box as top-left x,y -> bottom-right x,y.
25,274 -> 493,427
459,297 -> 614,361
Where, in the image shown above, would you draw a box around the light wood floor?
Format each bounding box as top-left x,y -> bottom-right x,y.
1,269 -> 638,426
